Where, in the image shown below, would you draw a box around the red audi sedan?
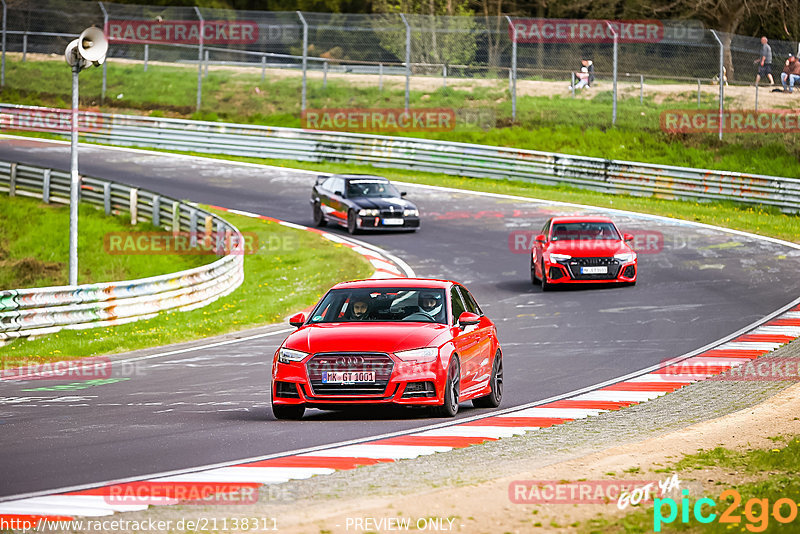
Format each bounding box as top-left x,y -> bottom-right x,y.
271,278 -> 503,420
531,216 -> 638,290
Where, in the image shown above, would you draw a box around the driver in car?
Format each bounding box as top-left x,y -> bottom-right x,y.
351,300 -> 369,320
419,293 -> 444,321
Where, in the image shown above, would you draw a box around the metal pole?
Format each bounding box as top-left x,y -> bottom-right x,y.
1,0 -> 6,87
144,43 -> 148,71
505,15 -> 517,121
323,59 -> 328,89
400,13 -> 410,112
194,6 -> 204,113
571,72 -> 575,98
22,32 -> 26,62
69,63 -> 80,286
442,63 -> 446,89
697,79 -> 701,108
99,1 -> 108,102
710,30 -> 724,140
379,62 -> 383,91
204,49 -> 209,77
640,74 -> 643,104
606,21 -> 618,127
261,54 -> 266,82
297,11 -> 308,113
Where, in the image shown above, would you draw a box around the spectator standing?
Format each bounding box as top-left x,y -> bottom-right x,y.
755,36 -> 775,85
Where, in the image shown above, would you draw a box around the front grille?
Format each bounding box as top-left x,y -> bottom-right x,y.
561,257 -> 621,280
380,208 -> 403,218
306,353 -> 394,397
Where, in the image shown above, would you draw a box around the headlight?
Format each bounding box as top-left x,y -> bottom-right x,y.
278,348 -> 308,364
403,208 -> 418,217
394,347 -> 438,362
358,209 -> 380,217
549,253 -> 571,262
614,252 -> 636,263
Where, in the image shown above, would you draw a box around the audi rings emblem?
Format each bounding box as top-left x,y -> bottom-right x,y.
336,356 -> 365,367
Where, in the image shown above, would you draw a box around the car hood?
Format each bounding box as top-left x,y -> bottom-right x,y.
283,323 -> 449,354
548,239 -> 632,258
350,197 -> 416,211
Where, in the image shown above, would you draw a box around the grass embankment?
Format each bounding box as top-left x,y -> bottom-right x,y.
0,194 -> 211,288
584,435 -> 800,533
2,56 -> 800,178
0,205 -> 372,364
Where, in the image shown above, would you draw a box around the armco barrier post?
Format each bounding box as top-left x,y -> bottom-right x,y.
99,1 -> 108,102
606,21 -> 618,127
297,11 -> 308,113
152,195 -> 160,227
505,15 -> 517,121
710,30 -> 724,140
194,6 -> 204,113
129,189 -> 138,225
42,168 -> 51,203
400,13 -> 410,112
144,43 -> 148,71
8,162 -> 16,196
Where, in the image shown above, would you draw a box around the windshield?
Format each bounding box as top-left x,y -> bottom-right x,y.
550,222 -> 621,241
308,288 -> 447,324
346,180 -> 400,198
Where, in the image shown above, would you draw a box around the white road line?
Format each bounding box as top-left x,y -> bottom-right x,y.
627,373 -> 709,382
300,444 -> 451,459
572,390 -> 668,402
0,495 -> 148,516
714,341 -> 784,351
498,407 -> 605,419
414,426 -> 535,438
752,326 -> 800,337
155,466 -> 333,484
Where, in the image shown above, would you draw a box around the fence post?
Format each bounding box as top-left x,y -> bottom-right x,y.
605,21 -> 618,127
193,6 -> 204,113
144,43 -> 148,71
261,54 -> 266,82
697,79 -> 701,108
8,162 -> 15,196
1,0 -> 6,87
129,189 -> 138,225
204,50 -> 209,78
152,194 -> 160,227
171,201 -> 180,234
297,11 -> 308,113
710,30 -> 724,140
640,75 -> 643,104
442,63 -> 446,89
22,32 -> 27,62
400,13 -> 410,112
571,72 -> 575,98
103,182 -> 111,214
189,209 -> 198,247
323,59 -> 328,89
42,168 -> 51,203
505,15 -> 517,122
379,63 -> 383,91
99,1 -> 108,103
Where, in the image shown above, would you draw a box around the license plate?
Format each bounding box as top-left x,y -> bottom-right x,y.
382,218 -> 404,226
581,266 -> 608,274
322,371 -> 375,383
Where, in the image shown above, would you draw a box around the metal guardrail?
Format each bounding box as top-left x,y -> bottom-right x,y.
0,157 -> 244,341
2,104 -> 800,212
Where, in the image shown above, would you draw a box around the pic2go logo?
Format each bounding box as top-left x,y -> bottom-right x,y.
654,489 -> 800,532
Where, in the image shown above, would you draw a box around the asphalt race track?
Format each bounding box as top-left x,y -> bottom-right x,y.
2,138 -> 799,499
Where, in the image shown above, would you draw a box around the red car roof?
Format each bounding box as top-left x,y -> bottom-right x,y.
549,215 -> 616,224
332,278 -> 453,290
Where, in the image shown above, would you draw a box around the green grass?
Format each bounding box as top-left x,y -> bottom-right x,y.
0,194 -> 211,288
3,56 -> 800,178
0,206 -> 372,364
580,437 -> 800,533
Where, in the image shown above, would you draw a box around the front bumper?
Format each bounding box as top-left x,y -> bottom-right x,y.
545,257 -> 637,284
356,215 -> 420,231
272,353 -> 445,407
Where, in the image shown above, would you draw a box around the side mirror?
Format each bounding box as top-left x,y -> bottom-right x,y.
289,312 -> 306,328
316,175 -> 327,185
334,190 -> 343,197
623,233 -> 634,242
535,234 -> 547,244
400,191 -> 407,197
458,312 -> 480,327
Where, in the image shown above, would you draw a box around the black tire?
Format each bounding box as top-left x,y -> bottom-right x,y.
472,351 -> 503,408
347,209 -> 359,235
312,202 -> 327,227
272,403 -> 305,420
541,260 -> 551,291
530,260 -> 539,285
432,357 -> 460,417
